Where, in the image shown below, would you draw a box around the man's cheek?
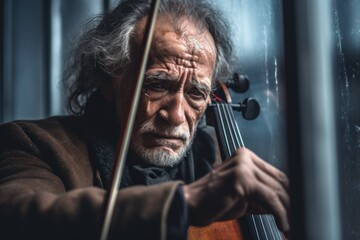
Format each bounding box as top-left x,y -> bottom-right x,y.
139,93 -> 161,118
194,108 -> 206,122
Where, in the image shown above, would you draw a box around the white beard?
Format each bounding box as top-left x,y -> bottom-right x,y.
131,120 -> 194,167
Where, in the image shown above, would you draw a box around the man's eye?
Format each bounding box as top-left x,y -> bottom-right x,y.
146,82 -> 167,91
188,89 -> 206,100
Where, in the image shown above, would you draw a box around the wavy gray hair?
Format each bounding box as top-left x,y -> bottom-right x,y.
64,0 -> 233,114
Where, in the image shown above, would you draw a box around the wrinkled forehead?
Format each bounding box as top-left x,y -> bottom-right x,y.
133,15 -> 217,69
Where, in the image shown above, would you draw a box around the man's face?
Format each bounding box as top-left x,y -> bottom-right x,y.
117,17 -> 216,167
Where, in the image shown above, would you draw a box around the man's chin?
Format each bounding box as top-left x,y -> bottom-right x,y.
135,147 -> 186,167
143,139 -> 185,151
147,145 -> 180,154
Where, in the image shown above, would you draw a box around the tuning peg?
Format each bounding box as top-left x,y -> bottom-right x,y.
224,73 -> 250,93
242,98 -> 260,120
232,98 -> 260,120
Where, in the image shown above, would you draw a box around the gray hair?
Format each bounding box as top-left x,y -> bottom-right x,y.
64,0 -> 233,114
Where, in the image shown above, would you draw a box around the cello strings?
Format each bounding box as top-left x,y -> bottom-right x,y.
223,102 -> 272,240
258,215 -> 270,240
222,104 -> 263,240
224,104 -> 243,148
215,103 -> 232,157
228,103 -> 284,239
223,103 -> 262,240
214,98 -> 241,151
213,96 -> 281,239
220,104 -> 237,152
229,107 -> 282,240
269,215 -> 283,239
216,102 -> 261,239
265,215 -> 277,239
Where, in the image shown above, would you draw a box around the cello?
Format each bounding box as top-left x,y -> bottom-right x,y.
188,74 -> 285,240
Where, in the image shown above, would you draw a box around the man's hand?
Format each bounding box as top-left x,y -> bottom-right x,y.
183,148 -> 290,234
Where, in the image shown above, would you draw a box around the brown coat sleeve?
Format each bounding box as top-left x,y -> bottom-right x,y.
0,118 -> 182,240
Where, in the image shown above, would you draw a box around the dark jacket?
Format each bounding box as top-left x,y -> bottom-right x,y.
0,114 -> 217,240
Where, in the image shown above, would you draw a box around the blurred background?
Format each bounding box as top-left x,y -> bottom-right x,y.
0,0 -> 359,239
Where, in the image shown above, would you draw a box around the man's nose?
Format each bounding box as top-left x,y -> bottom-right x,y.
159,93 -> 186,126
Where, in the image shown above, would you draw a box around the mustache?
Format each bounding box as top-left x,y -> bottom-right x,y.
138,120 -> 190,141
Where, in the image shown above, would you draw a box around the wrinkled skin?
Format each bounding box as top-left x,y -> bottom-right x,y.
129,16 -> 215,166
112,15 -> 290,235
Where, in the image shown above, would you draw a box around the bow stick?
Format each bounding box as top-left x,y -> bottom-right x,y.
100,1 -> 161,239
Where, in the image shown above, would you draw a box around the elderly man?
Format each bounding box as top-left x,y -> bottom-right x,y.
0,0 -> 289,239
